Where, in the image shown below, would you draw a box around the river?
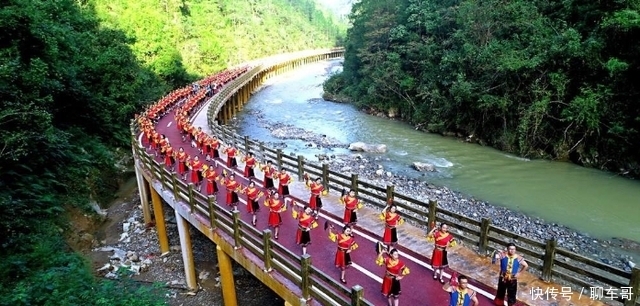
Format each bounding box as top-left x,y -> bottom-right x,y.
233,59 -> 640,243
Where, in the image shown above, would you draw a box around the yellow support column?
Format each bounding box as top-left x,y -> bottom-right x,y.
150,186 -> 170,254
135,166 -> 152,225
216,245 -> 238,306
175,210 -> 198,291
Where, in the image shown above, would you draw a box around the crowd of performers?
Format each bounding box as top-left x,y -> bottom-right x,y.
135,67 -> 529,306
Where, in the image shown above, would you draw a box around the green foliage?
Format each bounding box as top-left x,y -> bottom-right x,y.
90,0 -> 347,82
0,228 -> 166,306
331,0 -> 640,175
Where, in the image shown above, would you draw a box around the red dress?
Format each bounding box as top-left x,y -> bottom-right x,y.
244,187 -> 261,213
164,147 -> 175,167
224,179 -> 240,205
262,165 -> 275,188
335,233 -> 355,269
431,231 -> 454,269
343,196 -> 359,224
381,257 -> 407,297
382,212 -> 401,245
209,139 -> 220,158
190,160 -> 203,184
278,173 -> 291,196
244,156 -> 256,177
204,168 -> 218,194
296,212 -> 315,246
225,147 -> 237,167
176,152 -> 188,175
266,198 -> 284,227
309,182 -> 324,210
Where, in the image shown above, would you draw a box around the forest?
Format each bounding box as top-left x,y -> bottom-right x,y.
0,0 -> 343,304
324,0 -> 640,177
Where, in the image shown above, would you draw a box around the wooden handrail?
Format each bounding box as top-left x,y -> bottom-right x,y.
132,48 -> 640,306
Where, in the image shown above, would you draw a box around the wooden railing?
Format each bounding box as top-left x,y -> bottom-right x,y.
196,49 -> 640,306
132,141 -> 372,305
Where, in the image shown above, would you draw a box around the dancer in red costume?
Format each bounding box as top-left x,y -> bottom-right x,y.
328,224 -> 358,284
188,155 -> 204,188
341,189 -> 363,225
277,168 -> 292,197
223,144 -> 238,168
242,152 -> 257,178
175,147 -> 189,180
242,180 -> 263,226
265,191 -> 285,239
293,205 -> 318,255
202,164 -> 219,195
261,160 -> 276,188
427,223 -> 457,283
221,173 -> 241,210
380,204 -> 404,248
376,248 -> 410,306
306,177 -> 326,213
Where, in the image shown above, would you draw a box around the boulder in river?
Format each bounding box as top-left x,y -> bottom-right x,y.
412,162 -> 437,172
348,142 -> 387,153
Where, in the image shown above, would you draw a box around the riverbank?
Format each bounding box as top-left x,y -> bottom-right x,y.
226,111 -> 638,273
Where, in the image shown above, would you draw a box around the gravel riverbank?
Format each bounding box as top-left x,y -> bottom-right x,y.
227,113 -> 638,274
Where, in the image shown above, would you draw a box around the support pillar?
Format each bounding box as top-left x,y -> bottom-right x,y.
150,187 -> 170,254
135,166 -> 152,225
175,210 -> 198,291
216,245 -> 238,306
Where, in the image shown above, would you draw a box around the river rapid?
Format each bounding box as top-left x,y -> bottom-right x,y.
229,59 -> 639,270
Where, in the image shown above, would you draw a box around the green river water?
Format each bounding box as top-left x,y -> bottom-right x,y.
234,59 -> 640,243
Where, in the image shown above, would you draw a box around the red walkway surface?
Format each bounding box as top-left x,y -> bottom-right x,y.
144,88 -> 503,306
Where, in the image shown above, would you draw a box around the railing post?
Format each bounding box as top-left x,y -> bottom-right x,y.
208,195 -> 217,229
297,155 -> 305,181
244,135 -> 250,153
188,183 -> 196,213
322,163 -> 330,191
300,254 -> 311,301
232,210 -> 242,249
541,238 -> 557,283
276,149 -> 283,169
625,267 -> 640,306
350,174 -> 358,195
259,142 -> 266,162
428,199 -> 437,226
172,173 -> 179,201
478,218 -> 492,254
262,229 -> 273,272
350,285 -> 364,306
386,185 -> 395,204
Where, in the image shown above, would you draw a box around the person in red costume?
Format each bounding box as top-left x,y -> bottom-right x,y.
328,224 -> 358,284
188,155 -> 204,188
242,152 -> 257,178
242,180 -> 263,226
293,205 -> 318,255
202,164 -> 219,195
175,147 -> 189,180
376,248 -> 410,306
277,168 -> 292,197
223,144 -> 238,168
261,160 -> 276,188
307,177 -> 326,213
265,191 -> 285,239
164,144 -> 175,171
380,204 -> 404,248
341,189 -> 362,225
427,223 -> 457,283
221,173 -> 241,210
207,136 -> 221,159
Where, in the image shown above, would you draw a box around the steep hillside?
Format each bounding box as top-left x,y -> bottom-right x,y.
91,0 -> 346,88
